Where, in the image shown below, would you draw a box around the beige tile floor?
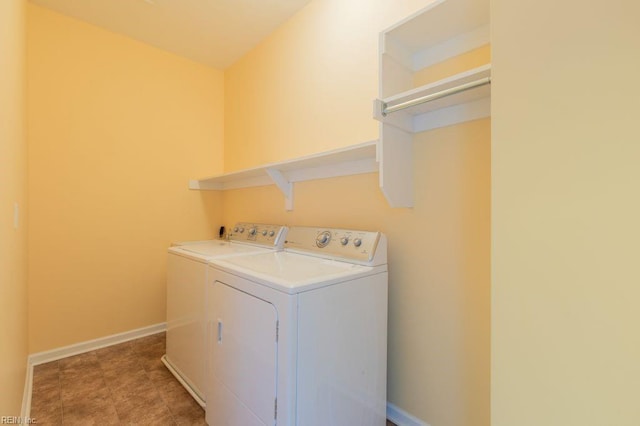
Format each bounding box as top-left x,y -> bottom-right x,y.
30,333 -> 205,425
30,332 -> 396,425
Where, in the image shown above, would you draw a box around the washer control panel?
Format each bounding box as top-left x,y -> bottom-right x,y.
228,222 -> 287,247
285,226 -> 385,265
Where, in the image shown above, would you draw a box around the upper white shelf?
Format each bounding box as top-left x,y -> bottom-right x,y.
382,0 -> 490,73
189,141 -> 378,210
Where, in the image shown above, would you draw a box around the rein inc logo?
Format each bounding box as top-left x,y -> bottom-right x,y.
1,417 -> 36,424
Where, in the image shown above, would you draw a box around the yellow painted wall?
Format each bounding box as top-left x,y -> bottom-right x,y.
223,1 -> 490,425
413,44 -> 491,87
0,0 -> 28,415
27,4 -> 224,353
225,0 -> 430,171
492,0 -> 640,425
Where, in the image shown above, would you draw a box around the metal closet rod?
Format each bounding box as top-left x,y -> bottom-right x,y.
382,76 -> 492,116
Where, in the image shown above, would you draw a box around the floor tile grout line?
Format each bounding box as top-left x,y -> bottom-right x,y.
97,348 -> 123,425
144,356 -> 179,426
56,361 -> 63,425
135,342 -> 179,426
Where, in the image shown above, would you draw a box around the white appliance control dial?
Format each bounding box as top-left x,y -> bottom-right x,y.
238,227 -> 245,233
248,227 -> 257,236
340,237 -> 350,246
316,231 -> 332,248
233,226 -> 239,232
353,238 -> 362,247
269,230 -> 275,237
262,230 -> 268,236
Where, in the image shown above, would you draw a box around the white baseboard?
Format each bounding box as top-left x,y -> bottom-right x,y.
28,322 -> 166,366
22,322 -> 167,418
387,402 -> 430,426
21,359 -> 33,420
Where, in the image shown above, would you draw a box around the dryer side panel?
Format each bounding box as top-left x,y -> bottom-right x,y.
296,273 -> 389,426
166,252 -> 207,399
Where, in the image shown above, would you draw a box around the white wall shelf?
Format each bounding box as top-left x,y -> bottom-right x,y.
374,64 -> 491,134
379,0 -> 490,96
375,0 -> 490,208
189,141 -> 378,210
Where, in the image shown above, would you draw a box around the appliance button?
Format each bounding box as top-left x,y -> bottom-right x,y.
353,238 -> 362,247
340,237 -> 349,246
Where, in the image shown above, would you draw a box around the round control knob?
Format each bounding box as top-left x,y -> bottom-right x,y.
316,231 -> 331,248
238,227 -> 244,233
233,226 -> 239,232
248,227 -> 257,236
340,237 -> 350,246
353,238 -> 362,247
262,230 -> 268,236
269,230 -> 275,237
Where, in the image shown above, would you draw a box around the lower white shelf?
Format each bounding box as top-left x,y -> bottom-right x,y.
374,64 -> 491,133
189,141 -> 379,210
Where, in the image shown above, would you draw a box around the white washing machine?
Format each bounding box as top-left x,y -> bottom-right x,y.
205,226 -> 388,426
162,223 -> 288,407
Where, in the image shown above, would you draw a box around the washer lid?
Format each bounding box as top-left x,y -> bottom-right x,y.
208,251 -> 387,294
168,240 -> 274,261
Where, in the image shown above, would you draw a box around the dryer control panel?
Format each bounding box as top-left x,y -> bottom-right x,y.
284,226 -> 387,266
228,223 -> 288,248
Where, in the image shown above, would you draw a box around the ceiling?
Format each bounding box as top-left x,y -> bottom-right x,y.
29,0 -> 314,69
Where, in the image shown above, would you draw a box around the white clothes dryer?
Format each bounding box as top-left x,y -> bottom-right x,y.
205,226 -> 388,426
162,223 -> 287,407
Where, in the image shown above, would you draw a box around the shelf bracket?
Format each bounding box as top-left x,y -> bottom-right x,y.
265,168 -> 294,211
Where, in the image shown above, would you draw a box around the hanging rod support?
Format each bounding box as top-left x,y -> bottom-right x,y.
382,77 -> 491,116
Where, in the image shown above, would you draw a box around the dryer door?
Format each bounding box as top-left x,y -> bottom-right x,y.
206,280 -> 278,426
